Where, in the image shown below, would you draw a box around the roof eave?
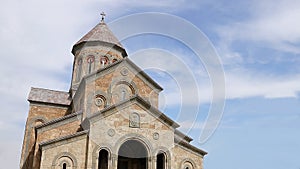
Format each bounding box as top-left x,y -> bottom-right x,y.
71,41 -> 127,57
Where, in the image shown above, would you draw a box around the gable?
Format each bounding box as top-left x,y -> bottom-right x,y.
80,96 -> 178,150
72,58 -> 163,119
85,96 -> 179,129
82,58 -> 163,95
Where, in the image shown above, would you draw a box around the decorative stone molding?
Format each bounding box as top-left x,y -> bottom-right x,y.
153,132 -> 159,140
153,147 -> 172,169
113,133 -> 153,157
107,129 -> 115,137
120,67 -> 129,76
129,112 -> 140,128
180,158 -> 196,169
91,144 -> 113,169
108,78 -> 138,96
87,90 -> 108,116
51,152 -> 78,169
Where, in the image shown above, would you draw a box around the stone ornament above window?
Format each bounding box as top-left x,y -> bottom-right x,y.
95,95 -> 106,107
87,55 -> 95,63
112,58 -> 118,63
95,97 -> 103,107
153,132 -> 159,140
107,129 -> 115,137
129,112 -> 140,128
120,67 -> 129,76
100,56 -> 109,66
182,161 -> 194,169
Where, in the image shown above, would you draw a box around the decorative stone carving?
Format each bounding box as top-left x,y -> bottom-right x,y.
107,129 -> 115,137
129,112 -> 140,128
120,67 -> 129,76
95,97 -> 104,107
153,132 -> 159,140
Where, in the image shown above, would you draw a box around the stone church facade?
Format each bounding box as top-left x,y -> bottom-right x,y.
20,17 -> 207,169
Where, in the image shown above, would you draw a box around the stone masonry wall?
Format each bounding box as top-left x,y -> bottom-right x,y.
172,144 -> 204,169
85,102 -> 175,168
32,119 -> 81,169
40,134 -> 88,169
20,104 -> 69,169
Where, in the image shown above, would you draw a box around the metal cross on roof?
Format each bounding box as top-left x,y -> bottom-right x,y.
101,12 -> 106,22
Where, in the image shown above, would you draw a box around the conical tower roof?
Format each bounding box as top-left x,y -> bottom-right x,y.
75,21 -> 123,48
72,18 -> 127,57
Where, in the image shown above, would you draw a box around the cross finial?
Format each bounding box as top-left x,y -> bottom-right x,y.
101,12 -> 106,22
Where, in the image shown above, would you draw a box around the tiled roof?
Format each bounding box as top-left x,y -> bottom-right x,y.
28,87 -> 71,105
75,22 -> 123,48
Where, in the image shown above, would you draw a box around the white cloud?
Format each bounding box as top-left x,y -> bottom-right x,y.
130,48 -> 213,106
225,71 -> 300,99
216,0 -> 300,54
131,47 -> 300,107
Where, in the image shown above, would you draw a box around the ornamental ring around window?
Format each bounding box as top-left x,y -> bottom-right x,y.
95,97 -> 104,107
121,67 -> 129,76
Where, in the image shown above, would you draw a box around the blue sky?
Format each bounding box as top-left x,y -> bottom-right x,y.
0,0 -> 300,169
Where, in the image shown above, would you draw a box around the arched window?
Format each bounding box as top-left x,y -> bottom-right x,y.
87,55 -> 95,74
121,89 -> 126,101
117,140 -> 147,169
76,58 -> 82,82
100,56 -> 108,67
182,161 -> 194,169
98,149 -> 108,169
111,82 -> 136,104
112,58 -> 118,63
62,163 -> 67,169
52,152 -> 77,169
156,152 -> 166,169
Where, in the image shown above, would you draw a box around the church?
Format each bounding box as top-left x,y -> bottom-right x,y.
20,15 -> 207,169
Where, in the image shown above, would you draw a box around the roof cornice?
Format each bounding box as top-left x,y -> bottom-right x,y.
85,95 -> 179,129
71,41 -> 127,57
80,57 -> 163,91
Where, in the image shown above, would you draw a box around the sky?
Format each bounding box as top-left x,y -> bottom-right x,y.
0,0 -> 300,169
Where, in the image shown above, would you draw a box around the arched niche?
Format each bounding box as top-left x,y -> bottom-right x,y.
154,147 -> 171,169
109,80 -> 138,105
117,140 -> 148,169
51,152 -> 77,169
98,149 -> 109,169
